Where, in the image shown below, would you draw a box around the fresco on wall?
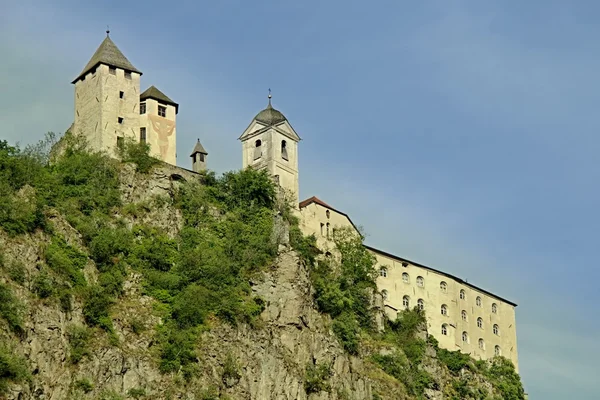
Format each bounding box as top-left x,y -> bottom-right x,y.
148,114 -> 175,160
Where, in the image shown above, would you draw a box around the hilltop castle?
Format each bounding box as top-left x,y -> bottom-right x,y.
71,34 -> 520,371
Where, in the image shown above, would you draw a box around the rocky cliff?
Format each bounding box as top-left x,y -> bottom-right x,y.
0,139 -> 524,400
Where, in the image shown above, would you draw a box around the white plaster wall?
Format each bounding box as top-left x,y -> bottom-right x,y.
98,65 -> 141,156
299,201 -> 519,371
140,98 -> 176,165
242,125 -> 299,205
73,68 -> 104,150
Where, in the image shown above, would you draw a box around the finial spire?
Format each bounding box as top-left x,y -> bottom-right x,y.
268,88 -> 272,107
106,25 -> 110,37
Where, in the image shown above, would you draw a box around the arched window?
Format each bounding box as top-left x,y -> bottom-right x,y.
416,276 -> 424,287
461,310 -> 467,321
417,299 -> 424,310
493,324 -> 499,336
402,273 -> 410,283
440,281 -> 447,293
479,338 -> 485,350
476,296 -> 482,307
460,289 -> 466,300
326,210 -> 330,219
254,139 -> 262,160
462,331 -> 469,343
326,222 -> 330,238
379,267 -> 387,278
381,290 -> 388,300
492,303 -> 498,314
281,140 -> 288,160
403,295 -> 410,309
441,324 -> 448,335
441,304 -> 448,316
477,317 -> 483,329
495,345 -> 501,356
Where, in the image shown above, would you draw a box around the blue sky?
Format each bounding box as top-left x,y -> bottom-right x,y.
1,1 -> 599,397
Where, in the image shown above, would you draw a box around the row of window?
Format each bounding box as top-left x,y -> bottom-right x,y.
379,269 -> 499,314
140,102 -> 166,117
382,293 -> 502,335
440,326 -> 502,355
253,139 -> 289,161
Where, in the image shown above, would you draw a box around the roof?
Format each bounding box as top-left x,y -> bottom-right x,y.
299,195 -> 518,307
364,245 -> 518,307
254,98 -> 287,125
299,196 -> 362,238
190,139 -> 208,156
72,35 -> 141,83
140,85 -> 179,114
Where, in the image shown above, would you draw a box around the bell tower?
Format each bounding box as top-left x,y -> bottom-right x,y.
239,92 -> 301,206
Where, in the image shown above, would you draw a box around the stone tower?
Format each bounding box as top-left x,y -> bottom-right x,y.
72,31 -> 142,156
190,139 -> 208,172
139,85 -> 178,165
239,94 -> 301,205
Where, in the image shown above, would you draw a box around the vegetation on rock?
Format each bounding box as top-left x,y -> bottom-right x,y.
0,132 -> 525,399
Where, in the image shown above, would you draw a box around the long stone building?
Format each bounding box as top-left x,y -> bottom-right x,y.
71,33 -> 520,371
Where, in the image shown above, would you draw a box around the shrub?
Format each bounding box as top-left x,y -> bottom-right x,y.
119,140 -> 160,174
156,324 -> 198,375
32,270 -> 55,299
83,285 -> 114,329
0,283 -> 24,334
127,387 -> 146,398
304,362 -> 333,394
0,345 -> 30,395
7,260 -> 26,285
437,348 -> 473,374
44,236 -> 87,287
67,325 -> 91,363
73,378 -> 94,393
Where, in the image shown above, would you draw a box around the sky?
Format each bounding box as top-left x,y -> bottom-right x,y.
1,1 -> 599,397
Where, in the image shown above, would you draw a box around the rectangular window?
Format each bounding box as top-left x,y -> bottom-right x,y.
140,127 -> 146,144
158,105 -> 166,117
119,91 -> 124,99
199,153 -> 205,162
124,71 -> 132,79
109,66 -> 116,75
140,102 -> 146,114
117,136 -> 124,149
118,117 -> 124,124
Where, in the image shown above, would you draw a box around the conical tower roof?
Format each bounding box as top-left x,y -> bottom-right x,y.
190,139 -> 208,156
72,34 -> 142,83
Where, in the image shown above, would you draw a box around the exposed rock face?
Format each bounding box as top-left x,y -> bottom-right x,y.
0,162 -> 511,399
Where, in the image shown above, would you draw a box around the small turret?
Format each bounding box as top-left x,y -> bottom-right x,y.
190,138 -> 208,172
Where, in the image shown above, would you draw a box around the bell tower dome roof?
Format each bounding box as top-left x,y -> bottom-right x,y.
254,95 -> 287,126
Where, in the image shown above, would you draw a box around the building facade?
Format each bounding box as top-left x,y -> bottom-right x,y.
72,32 -> 182,165
242,100 -> 520,371
71,34 -> 519,370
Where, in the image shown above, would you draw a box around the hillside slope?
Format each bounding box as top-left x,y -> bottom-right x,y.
0,135 -> 524,399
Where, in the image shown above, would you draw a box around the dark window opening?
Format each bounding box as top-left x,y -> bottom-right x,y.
326,210 -> 330,219
199,153 -> 205,162
117,136 -> 124,149
119,91 -> 124,99
124,71 -> 132,79
254,139 -> 262,160
158,105 -> 167,117
281,140 -> 288,160
109,66 -> 116,75
140,127 -> 146,143
118,117 -> 124,124
140,102 -> 146,114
